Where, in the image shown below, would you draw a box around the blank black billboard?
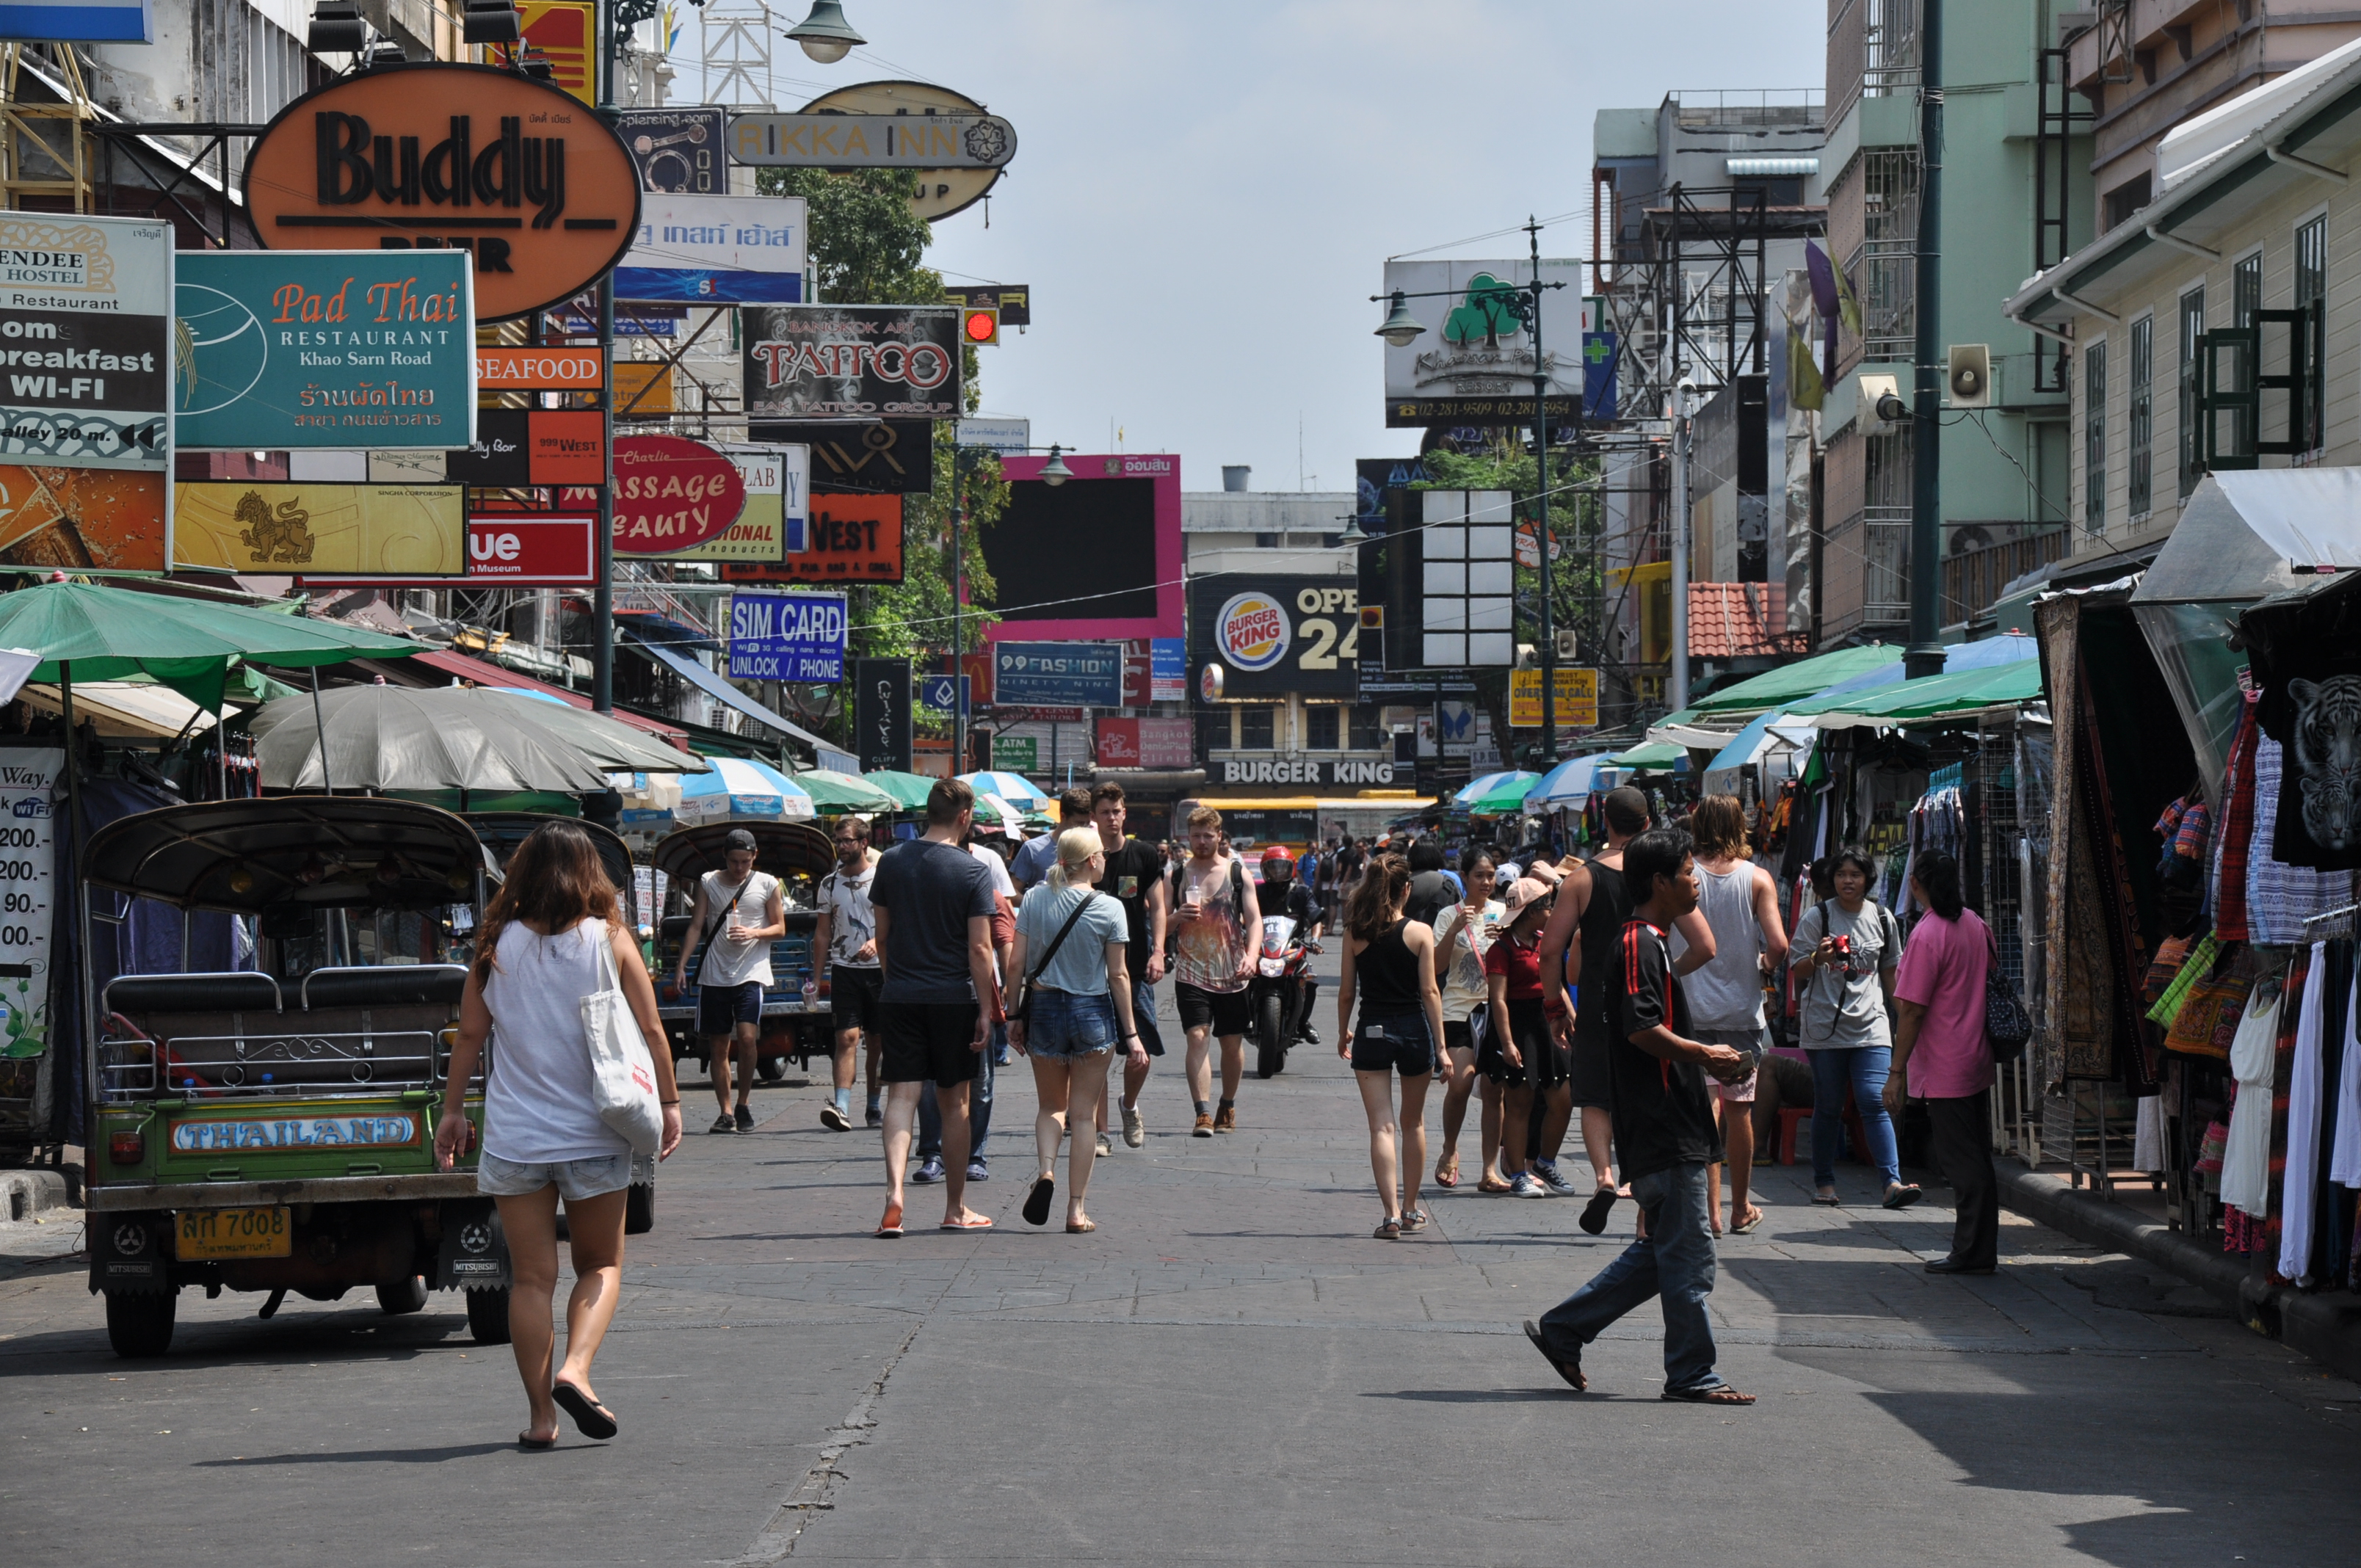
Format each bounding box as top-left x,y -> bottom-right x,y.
982,476 -> 1158,623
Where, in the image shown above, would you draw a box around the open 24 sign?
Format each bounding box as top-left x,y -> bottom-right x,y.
728,589 -> 847,682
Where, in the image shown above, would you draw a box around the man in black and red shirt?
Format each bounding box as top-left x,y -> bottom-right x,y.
1523,826 -> 1755,1406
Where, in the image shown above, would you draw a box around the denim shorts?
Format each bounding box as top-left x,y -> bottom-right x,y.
477,1149 -> 634,1202
697,980 -> 764,1035
1350,1011 -> 1435,1076
1026,989 -> 1118,1060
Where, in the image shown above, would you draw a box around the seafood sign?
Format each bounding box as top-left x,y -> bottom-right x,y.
172,251 -> 476,450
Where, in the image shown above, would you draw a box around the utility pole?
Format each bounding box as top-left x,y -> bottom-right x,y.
590,0 -> 619,712
1906,0 -> 1945,680
1669,382 -> 1691,712
1530,217 -> 1556,763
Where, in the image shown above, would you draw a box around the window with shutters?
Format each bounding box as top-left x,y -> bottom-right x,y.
2128,316 -> 2153,517
2083,339 -> 2106,536
2179,288 -> 2205,499
2296,214 -> 2326,452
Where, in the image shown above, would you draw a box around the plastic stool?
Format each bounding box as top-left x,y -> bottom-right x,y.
1777,1108 -> 1810,1164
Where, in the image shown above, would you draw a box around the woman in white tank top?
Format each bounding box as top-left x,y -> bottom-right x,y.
434,821 -> 681,1451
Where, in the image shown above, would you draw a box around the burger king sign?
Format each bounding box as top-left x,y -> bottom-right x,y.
1190,573 -> 1360,697
1216,591 -> 1291,672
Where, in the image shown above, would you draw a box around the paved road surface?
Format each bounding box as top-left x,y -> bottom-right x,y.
7,979 -> 2361,1564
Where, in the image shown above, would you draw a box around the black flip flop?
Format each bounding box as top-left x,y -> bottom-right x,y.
1523,1318 -> 1586,1392
518,1432 -> 555,1451
1578,1186 -> 1617,1235
1882,1184 -> 1923,1211
551,1380 -> 617,1440
1022,1175 -> 1056,1227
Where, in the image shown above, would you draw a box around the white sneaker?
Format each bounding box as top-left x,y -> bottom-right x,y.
1095,1133 -> 1113,1157
1121,1103 -> 1145,1147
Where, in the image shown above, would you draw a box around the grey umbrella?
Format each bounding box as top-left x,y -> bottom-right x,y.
250,684 -> 707,792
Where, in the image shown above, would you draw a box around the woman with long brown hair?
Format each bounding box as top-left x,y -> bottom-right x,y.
435,821 -> 683,1449
1334,852 -> 1446,1239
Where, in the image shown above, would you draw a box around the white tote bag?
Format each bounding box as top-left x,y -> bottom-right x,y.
583,923 -> 664,1156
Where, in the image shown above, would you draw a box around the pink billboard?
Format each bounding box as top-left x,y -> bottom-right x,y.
981,452 -> 1183,642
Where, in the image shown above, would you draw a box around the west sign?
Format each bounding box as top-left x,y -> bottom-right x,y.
242,63 -> 641,322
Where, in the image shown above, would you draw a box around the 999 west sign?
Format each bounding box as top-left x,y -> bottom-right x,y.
1190,575 -> 1360,697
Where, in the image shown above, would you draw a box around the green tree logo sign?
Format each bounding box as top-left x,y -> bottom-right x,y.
1443,274 -> 1524,349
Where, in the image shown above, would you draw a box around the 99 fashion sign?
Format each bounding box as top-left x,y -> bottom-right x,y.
1190,575 -> 1360,698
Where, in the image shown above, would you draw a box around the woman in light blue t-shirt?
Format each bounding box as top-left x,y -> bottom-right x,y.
1009,828 -> 1147,1233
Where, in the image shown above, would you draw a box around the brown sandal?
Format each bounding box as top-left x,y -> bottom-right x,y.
1065,1216 -> 1097,1233
1477,1174 -> 1513,1194
1435,1155 -> 1461,1189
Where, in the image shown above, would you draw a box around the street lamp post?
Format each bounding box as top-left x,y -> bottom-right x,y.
1372,222 -> 1570,764
949,442 -> 1070,772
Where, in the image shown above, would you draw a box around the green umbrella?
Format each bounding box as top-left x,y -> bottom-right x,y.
1689,645 -> 1904,716
1609,740 -> 1688,771
118,658 -> 300,706
0,580 -> 417,711
791,768 -> 899,813
860,769 -> 938,810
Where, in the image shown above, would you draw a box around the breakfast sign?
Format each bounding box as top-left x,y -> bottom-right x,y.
241,63 -> 641,321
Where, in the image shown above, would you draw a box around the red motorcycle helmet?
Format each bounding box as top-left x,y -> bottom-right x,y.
1260,846 -> 1294,877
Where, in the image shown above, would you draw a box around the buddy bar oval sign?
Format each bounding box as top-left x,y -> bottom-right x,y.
243,63 -> 641,322
1216,591 -> 1290,672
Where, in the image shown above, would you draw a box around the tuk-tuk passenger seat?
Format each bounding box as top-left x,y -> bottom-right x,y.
299,965 -> 469,1011
102,972 -> 284,1016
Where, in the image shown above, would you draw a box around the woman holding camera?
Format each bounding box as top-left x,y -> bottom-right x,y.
1787,847 -> 1920,1211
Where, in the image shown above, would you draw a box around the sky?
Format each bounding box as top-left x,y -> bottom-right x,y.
675,0 -> 1824,493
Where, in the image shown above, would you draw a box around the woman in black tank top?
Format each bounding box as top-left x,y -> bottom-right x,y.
1335,853 -> 1446,1240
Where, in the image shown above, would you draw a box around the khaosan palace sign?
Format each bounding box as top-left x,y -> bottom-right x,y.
1213,755 -> 1397,787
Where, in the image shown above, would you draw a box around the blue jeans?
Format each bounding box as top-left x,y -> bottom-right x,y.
1536,1161 -> 1722,1393
918,1034 -> 995,1161
1807,1045 -> 1901,1189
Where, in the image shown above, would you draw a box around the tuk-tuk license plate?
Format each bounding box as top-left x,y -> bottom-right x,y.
177,1206 -> 291,1260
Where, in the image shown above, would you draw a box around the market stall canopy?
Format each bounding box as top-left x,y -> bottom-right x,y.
861,769 -> 939,810
0,580 -> 418,711
675,755 -> 816,823
1692,645 -> 1903,715
403,646 -> 692,747
2130,471 -> 2361,606
22,680 -> 228,738
1608,741 -> 1688,772
620,630 -> 836,755
1796,658 -> 2045,730
791,769 -> 899,814
472,687 -> 710,774
1457,769 -> 1542,815
959,771 -> 1051,809
250,685 -> 700,792
1700,712 -> 1819,794
85,796 -> 490,912
1524,751 -> 1620,808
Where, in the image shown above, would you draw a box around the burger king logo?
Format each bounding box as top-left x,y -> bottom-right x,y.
1216,592 -> 1290,672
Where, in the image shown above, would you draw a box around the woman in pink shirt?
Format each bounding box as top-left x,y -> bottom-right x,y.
1885,851 -> 1998,1276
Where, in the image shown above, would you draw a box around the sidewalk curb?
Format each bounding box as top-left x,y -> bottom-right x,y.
1996,1158 -> 2361,1386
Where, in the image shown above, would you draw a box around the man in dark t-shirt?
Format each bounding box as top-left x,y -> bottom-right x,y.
1526,827 -> 1752,1407
1092,785 -> 1167,1149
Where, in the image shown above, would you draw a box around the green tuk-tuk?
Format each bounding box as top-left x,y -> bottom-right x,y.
82,796 -> 512,1357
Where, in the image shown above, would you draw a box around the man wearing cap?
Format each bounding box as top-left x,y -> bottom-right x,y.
1013,787 -> 1094,895
676,827 -> 786,1134
1257,846 -> 1325,1045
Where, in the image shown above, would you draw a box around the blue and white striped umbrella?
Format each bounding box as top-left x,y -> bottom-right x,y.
675,755 -> 816,824
957,770 -> 1049,808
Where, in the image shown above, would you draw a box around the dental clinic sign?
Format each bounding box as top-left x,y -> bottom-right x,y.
728,588 -> 846,682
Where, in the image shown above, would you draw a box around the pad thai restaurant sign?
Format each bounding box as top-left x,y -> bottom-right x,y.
242,63 -> 641,322
173,250 -> 476,450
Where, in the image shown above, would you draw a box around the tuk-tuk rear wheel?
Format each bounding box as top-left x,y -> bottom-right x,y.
376,1274 -> 429,1315
757,1054 -> 787,1082
465,1286 -> 512,1345
104,1289 -> 175,1357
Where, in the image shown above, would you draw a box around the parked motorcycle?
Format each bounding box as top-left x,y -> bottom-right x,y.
1250,915 -> 1318,1078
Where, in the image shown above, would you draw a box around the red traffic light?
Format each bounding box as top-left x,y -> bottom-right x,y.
962,307 -> 999,345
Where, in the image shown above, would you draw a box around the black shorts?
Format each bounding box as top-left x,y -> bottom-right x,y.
1443,1019 -> 1477,1056
1351,1012 -> 1435,1076
1570,1007 -> 1615,1109
830,964 -> 882,1034
879,1001 -> 984,1089
1175,982 -> 1252,1037
1471,1006 -> 1517,1084
697,981 -> 763,1037
1509,998 -> 1573,1088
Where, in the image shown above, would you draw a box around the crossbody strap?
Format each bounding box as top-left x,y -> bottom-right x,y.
1025,893 -> 1100,989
